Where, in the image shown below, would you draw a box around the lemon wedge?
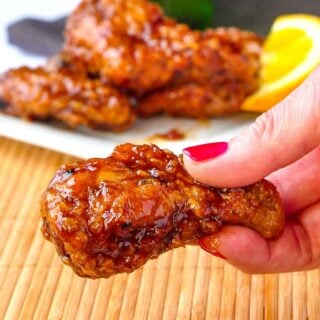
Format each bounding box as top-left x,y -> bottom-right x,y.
242,14 -> 320,112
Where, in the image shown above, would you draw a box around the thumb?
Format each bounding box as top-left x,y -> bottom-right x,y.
183,66 -> 320,188
199,206 -> 320,274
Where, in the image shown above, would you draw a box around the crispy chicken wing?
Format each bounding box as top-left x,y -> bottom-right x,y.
138,28 -> 262,117
63,0 -> 183,93
0,67 -> 135,131
41,143 -> 284,278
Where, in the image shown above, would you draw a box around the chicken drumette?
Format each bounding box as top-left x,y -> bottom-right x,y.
41,143 -> 284,279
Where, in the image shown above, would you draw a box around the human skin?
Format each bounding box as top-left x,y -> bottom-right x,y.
183,66 -> 320,273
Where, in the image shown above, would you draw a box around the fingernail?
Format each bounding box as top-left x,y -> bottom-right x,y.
199,237 -> 227,260
211,251 -> 227,260
183,142 -> 228,161
201,246 -> 227,260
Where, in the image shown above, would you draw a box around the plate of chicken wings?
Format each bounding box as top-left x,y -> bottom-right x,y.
0,0 -> 261,158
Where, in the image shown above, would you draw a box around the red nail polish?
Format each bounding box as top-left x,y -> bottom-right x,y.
199,237 -> 227,260
211,251 -> 227,260
183,142 -> 228,161
200,245 -> 227,260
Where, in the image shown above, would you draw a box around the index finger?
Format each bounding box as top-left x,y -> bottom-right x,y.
183,66 -> 320,188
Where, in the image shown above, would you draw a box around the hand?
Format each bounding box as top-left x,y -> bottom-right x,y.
183,66 -> 320,274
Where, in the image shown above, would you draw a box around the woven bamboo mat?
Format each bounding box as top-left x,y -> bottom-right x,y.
0,136 -> 319,320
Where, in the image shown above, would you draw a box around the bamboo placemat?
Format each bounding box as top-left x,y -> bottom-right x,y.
0,136 -> 319,320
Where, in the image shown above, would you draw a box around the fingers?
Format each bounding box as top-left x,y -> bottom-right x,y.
268,146 -> 320,214
200,202 -> 320,273
183,66 -> 320,188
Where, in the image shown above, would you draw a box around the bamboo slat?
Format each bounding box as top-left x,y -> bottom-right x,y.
0,136 -> 319,320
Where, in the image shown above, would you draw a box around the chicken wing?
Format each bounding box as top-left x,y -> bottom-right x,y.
41,143 -> 284,278
138,82 -> 246,118
138,28 -> 262,117
0,66 -> 135,131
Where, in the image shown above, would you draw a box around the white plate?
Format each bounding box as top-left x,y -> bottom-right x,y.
0,113 -> 256,158
0,0 -> 257,158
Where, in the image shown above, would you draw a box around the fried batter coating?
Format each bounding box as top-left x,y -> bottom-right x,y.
63,0 -> 262,116
41,143 -> 284,278
0,67 -> 135,131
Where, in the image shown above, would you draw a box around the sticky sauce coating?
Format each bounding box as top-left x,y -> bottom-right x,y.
148,129 -> 185,141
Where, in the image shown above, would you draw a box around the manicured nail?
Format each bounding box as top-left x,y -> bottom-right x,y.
183,142 -> 228,161
211,251 -> 227,260
199,237 -> 227,260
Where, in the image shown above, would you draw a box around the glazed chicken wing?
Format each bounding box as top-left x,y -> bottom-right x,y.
0,67 -> 135,131
138,28 -> 262,117
41,144 -> 284,279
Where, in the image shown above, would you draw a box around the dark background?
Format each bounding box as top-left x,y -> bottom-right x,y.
215,0 -> 320,35
7,0 -> 320,57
